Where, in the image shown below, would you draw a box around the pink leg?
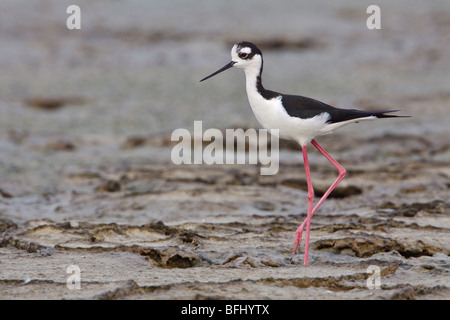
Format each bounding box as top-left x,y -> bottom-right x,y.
301,144 -> 314,265
291,139 -> 347,265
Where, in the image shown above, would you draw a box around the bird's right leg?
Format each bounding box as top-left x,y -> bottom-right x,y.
291,144 -> 314,265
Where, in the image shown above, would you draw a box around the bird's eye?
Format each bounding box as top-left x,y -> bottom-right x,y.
238,52 -> 249,59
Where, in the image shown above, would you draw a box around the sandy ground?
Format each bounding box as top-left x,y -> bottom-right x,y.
0,1 -> 449,300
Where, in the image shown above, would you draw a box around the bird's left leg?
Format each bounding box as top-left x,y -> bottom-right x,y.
310,139 -> 347,213
291,139 -> 346,264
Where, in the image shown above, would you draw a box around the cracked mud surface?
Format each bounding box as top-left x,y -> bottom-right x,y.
1,1 -> 450,299
1,137 -> 449,299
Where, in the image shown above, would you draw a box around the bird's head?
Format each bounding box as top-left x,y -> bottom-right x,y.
200,41 -> 263,82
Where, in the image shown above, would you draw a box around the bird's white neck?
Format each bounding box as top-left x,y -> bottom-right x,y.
243,57 -> 264,100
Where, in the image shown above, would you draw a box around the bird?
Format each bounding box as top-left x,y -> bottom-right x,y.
200,41 -> 407,266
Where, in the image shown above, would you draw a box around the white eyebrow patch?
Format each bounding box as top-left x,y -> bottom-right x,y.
240,47 -> 251,54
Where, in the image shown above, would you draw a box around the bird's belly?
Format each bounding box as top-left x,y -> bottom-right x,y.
248,96 -> 330,146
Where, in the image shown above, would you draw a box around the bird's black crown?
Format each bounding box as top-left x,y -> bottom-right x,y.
236,41 -> 262,60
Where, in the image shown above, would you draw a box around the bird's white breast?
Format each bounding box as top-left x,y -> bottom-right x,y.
245,78 -> 330,146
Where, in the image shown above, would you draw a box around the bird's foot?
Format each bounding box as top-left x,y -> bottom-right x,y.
290,220 -> 307,260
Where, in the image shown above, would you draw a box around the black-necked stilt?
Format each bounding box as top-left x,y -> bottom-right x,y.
200,41 -> 407,265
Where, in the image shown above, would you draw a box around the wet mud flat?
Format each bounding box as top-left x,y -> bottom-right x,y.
1,0 -> 450,300
0,128 -> 449,300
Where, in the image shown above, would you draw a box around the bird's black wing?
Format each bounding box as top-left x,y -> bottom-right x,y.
280,94 -> 403,123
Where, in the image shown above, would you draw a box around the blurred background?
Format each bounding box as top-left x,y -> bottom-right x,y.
0,0 -> 449,218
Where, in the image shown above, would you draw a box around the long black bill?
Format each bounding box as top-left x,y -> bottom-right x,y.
200,61 -> 236,82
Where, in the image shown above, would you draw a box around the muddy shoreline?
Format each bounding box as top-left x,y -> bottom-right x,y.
1,1 -> 449,299
1,129 -> 449,299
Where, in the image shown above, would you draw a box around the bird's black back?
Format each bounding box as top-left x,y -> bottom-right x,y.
279,93 -> 402,123
252,57 -> 404,123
